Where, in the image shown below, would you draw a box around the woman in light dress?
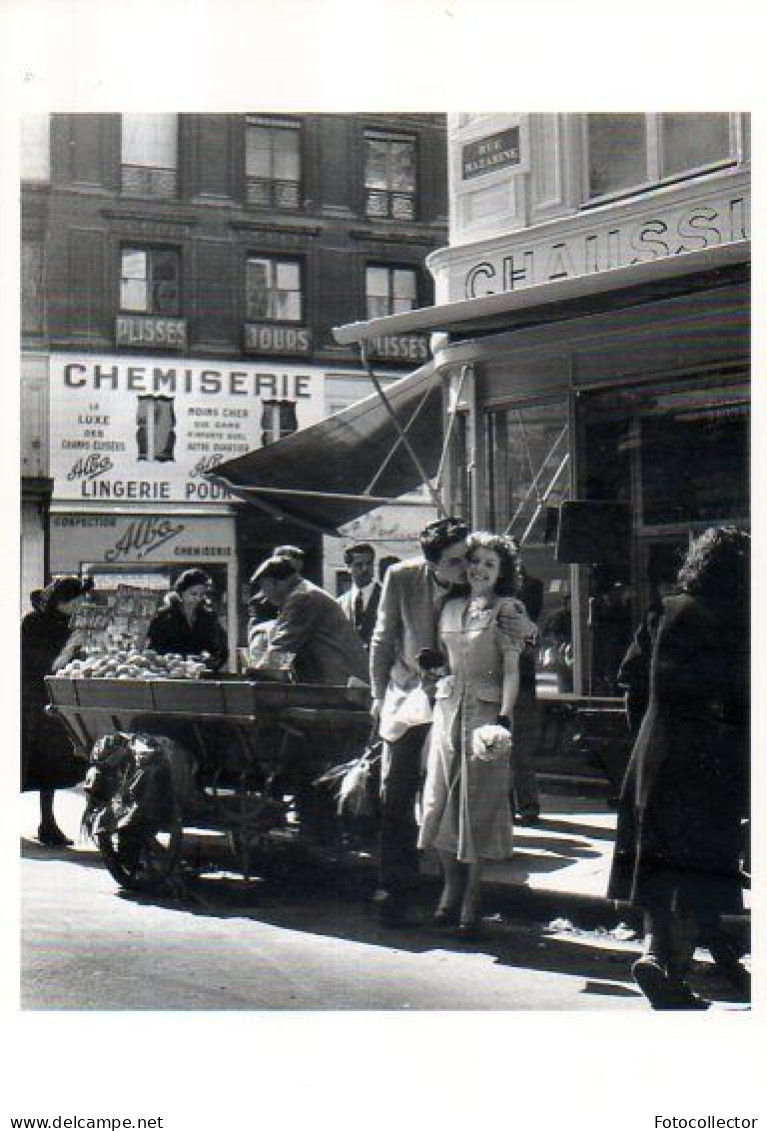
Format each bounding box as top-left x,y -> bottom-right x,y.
418,532 -> 535,935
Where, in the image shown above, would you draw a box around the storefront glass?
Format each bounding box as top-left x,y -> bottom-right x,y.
579,373 -> 749,694
486,397 -> 574,697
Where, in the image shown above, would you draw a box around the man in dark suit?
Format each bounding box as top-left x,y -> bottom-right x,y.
338,542 -> 382,650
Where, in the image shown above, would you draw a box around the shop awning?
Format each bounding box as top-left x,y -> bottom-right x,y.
333,240 -> 750,347
208,362 -> 442,535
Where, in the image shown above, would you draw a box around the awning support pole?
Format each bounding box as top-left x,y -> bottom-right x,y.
434,364 -> 470,492
517,452 -> 570,546
358,344 -> 447,518
505,424 -> 568,534
363,383 -> 435,495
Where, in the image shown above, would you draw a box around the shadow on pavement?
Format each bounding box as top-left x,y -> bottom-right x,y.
21,836 -> 109,870
532,816 -> 616,842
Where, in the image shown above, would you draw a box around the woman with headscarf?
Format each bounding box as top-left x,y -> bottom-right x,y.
608,527 -> 749,1009
21,576 -> 92,845
146,568 -> 228,670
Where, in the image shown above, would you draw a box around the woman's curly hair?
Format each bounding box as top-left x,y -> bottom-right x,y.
677,526 -> 749,606
466,532 -> 522,597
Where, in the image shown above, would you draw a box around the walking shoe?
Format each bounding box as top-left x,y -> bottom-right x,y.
432,904 -> 461,929
37,824 -> 74,847
632,957 -> 710,1011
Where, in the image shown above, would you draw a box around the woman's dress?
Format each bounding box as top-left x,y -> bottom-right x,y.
418,596 -> 523,863
21,608 -> 85,791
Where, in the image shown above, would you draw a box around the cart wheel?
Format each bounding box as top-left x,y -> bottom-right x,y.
97,823 -> 185,894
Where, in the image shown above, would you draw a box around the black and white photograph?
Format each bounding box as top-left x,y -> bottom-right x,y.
2,2 -> 763,1129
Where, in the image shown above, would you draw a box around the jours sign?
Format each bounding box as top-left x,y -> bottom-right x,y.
462,183 -> 750,298
49,354 -> 325,503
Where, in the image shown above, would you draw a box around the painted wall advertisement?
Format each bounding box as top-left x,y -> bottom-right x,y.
50,513 -> 235,570
49,354 -> 327,503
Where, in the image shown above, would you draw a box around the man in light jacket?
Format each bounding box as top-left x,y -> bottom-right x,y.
369,517 -> 471,926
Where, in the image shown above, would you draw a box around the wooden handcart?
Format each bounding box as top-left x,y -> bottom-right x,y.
45,675 -> 371,893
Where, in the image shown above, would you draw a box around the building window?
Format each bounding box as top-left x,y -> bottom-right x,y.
261,400 -> 298,446
121,114 -> 178,197
660,113 -> 732,177
364,130 -> 417,220
136,396 -> 176,462
245,257 -> 302,322
120,247 -> 181,315
586,112 -> 735,200
22,239 -> 45,335
365,265 -> 418,319
245,117 -> 301,209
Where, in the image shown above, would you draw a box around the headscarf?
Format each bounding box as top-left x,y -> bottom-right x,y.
35,575 -> 92,615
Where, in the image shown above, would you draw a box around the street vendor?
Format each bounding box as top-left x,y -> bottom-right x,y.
249,557 -> 369,686
147,569 -> 228,670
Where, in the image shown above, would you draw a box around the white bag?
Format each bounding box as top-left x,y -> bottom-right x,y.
379,684 -> 433,743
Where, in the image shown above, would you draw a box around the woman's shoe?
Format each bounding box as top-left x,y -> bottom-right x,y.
456,917 -> 482,941
37,824 -> 74,848
432,904 -> 460,929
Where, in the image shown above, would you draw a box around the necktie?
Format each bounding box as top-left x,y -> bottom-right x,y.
354,590 -> 365,631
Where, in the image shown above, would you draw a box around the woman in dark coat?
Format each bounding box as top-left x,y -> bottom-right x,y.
22,576 -> 92,845
146,568 -> 228,670
608,527 -> 749,1009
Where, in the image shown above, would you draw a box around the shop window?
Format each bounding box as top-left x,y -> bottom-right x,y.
586,112 -> 736,200
365,265 -> 418,319
640,400 -> 748,526
119,247 -> 181,315
487,399 -> 571,544
486,399 -> 574,697
245,256 -> 302,322
261,400 -> 298,446
364,130 -> 417,220
22,239 -> 45,335
245,117 -> 301,209
121,114 -> 178,197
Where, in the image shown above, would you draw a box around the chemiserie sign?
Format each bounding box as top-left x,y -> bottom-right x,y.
49,354 -> 325,503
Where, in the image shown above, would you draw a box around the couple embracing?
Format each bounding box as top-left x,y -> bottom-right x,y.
370,517 -> 536,933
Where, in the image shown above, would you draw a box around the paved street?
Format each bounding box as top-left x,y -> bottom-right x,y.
21,788 -> 748,1011
20,787 -> 644,1011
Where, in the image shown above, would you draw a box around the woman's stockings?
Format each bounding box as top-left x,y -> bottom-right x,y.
461,862 -> 484,925
436,850 -> 465,913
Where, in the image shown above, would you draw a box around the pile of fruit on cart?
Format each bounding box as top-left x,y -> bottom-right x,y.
54,648 -> 211,680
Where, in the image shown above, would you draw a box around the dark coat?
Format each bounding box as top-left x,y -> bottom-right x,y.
264,579 -> 369,686
337,582 -> 382,649
608,592 -> 748,916
21,608 -> 85,791
146,595 -> 228,669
